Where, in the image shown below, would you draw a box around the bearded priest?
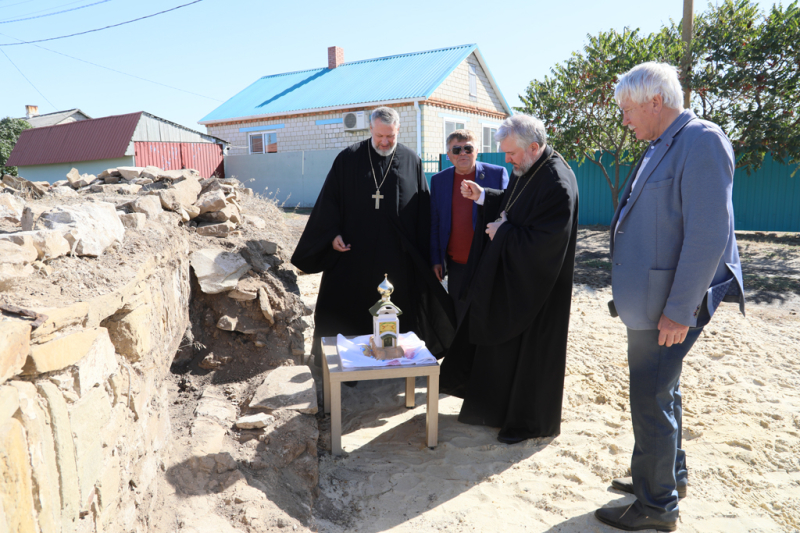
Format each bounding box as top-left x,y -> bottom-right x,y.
440,114 -> 579,444
292,106 -> 456,367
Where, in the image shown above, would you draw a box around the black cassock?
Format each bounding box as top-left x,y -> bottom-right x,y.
291,139 -> 455,361
440,145 -> 579,439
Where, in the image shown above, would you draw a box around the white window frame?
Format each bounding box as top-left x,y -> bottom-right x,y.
468,64 -> 478,101
443,118 -> 467,152
248,130 -> 278,154
481,123 -> 500,153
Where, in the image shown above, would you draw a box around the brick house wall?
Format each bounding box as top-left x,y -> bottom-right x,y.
205,52 -> 509,157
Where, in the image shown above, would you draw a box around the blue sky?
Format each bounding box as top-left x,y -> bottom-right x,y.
0,0 -> 780,132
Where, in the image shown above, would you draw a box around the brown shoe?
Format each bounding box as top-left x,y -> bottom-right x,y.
611,477 -> 687,499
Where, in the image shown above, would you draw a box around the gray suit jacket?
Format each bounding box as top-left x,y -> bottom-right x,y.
610,110 -> 745,330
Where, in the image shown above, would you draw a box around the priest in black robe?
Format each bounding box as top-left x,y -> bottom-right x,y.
440,114 -> 579,444
291,107 -> 455,366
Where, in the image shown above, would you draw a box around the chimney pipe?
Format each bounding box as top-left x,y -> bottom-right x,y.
25,105 -> 39,118
328,46 -> 344,69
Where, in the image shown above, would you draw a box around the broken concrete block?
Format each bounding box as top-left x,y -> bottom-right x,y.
235,413 -> 274,429
258,287 -> 275,325
119,212 -> 146,229
117,166 -> 144,180
244,215 -> 266,229
66,168 -> 82,188
196,221 -> 236,237
40,201 -> 125,257
0,418 -> 39,533
140,166 -> 161,181
0,230 -> 71,261
25,327 -> 112,374
195,190 -> 227,214
216,315 -> 237,331
74,328 -> 118,396
10,381 -> 62,533
0,238 -> 38,265
0,193 -> 24,223
249,365 -> 317,414
0,320 -> 30,385
131,195 -> 163,219
189,248 -> 250,294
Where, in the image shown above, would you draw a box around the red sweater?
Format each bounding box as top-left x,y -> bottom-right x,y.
446,169 -> 476,264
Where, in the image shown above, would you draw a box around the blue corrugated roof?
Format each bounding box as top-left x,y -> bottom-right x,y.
200,44 -> 487,123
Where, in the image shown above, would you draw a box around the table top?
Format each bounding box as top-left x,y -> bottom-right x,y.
321,336 -> 440,377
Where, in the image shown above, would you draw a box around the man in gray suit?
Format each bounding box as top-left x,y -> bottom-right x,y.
594,62 -> 745,532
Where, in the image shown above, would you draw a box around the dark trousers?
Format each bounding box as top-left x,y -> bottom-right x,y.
627,322 -> 705,521
446,259 -> 469,327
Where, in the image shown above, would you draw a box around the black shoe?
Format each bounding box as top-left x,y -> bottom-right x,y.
595,503 -> 677,532
611,477 -> 687,499
497,429 -> 530,445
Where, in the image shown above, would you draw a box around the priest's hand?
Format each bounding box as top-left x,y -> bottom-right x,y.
433,264 -> 443,282
657,313 -> 689,347
332,235 -> 351,252
486,211 -> 507,241
461,180 -> 483,202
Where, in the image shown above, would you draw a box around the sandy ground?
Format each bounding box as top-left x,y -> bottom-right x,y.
290,224 -> 800,533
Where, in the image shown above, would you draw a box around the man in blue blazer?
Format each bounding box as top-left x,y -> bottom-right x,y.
594,62 -> 745,532
430,130 -> 508,324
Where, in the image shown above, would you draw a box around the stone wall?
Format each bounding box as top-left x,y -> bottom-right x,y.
1,242 -> 191,533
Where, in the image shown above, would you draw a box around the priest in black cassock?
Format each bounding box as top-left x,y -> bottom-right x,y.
440,114 -> 579,444
291,107 -> 455,367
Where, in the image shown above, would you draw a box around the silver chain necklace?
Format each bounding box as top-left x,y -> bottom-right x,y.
367,142 -> 396,209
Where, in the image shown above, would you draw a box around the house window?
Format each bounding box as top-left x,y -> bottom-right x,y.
443,119 -> 466,151
482,126 -> 498,153
468,64 -> 477,101
249,131 -> 277,154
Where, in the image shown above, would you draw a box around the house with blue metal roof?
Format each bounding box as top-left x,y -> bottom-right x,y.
199,44 -> 512,158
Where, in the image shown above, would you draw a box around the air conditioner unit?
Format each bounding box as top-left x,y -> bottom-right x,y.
342,111 -> 366,131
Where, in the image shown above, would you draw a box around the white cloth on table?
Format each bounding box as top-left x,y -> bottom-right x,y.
336,332 -> 436,369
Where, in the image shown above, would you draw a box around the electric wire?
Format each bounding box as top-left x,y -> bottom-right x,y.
0,0 -> 204,46
0,0 -> 114,24
0,30 -> 223,102
0,48 -> 57,110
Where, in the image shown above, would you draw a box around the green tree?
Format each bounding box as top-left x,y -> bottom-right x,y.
518,0 -> 800,210
517,28 -> 684,210
687,0 -> 800,174
0,117 -> 31,177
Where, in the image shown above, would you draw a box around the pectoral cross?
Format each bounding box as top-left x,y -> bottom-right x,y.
372,189 -> 384,209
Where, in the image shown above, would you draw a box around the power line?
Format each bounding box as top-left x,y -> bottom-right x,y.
0,30 -> 223,102
0,0 -> 114,24
0,48 -> 57,110
0,0 -> 205,46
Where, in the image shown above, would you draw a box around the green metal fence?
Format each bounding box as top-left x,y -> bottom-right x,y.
436,152 -> 800,232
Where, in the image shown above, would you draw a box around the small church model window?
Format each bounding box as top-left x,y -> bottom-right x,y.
368,274 -> 404,359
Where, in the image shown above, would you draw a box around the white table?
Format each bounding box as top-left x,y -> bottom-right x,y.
321,336 -> 440,455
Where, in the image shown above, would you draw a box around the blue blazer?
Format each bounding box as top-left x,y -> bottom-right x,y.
610,110 -> 745,330
430,161 -> 509,269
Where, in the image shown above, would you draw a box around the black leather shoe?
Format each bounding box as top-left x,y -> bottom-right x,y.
611,477 -> 687,499
595,503 -> 677,532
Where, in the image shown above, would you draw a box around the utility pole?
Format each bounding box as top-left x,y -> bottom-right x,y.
682,0 -> 694,109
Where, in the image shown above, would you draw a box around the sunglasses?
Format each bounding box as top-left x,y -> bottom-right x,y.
450,144 -> 475,155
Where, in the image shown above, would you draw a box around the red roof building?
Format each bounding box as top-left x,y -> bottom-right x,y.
8,111 -> 228,183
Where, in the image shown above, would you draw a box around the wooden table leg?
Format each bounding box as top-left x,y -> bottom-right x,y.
331,379 -> 342,455
405,377 -> 415,408
426,373 -> 439,448
322,346 -> 332,414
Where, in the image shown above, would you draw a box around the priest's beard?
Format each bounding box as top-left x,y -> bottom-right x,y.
512,151 -> 535,177
371,137 -> 397,157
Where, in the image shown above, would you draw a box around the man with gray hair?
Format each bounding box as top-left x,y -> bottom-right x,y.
595,62 -> 744,532
440,113 -> 579,444
293,106 -> 456,368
